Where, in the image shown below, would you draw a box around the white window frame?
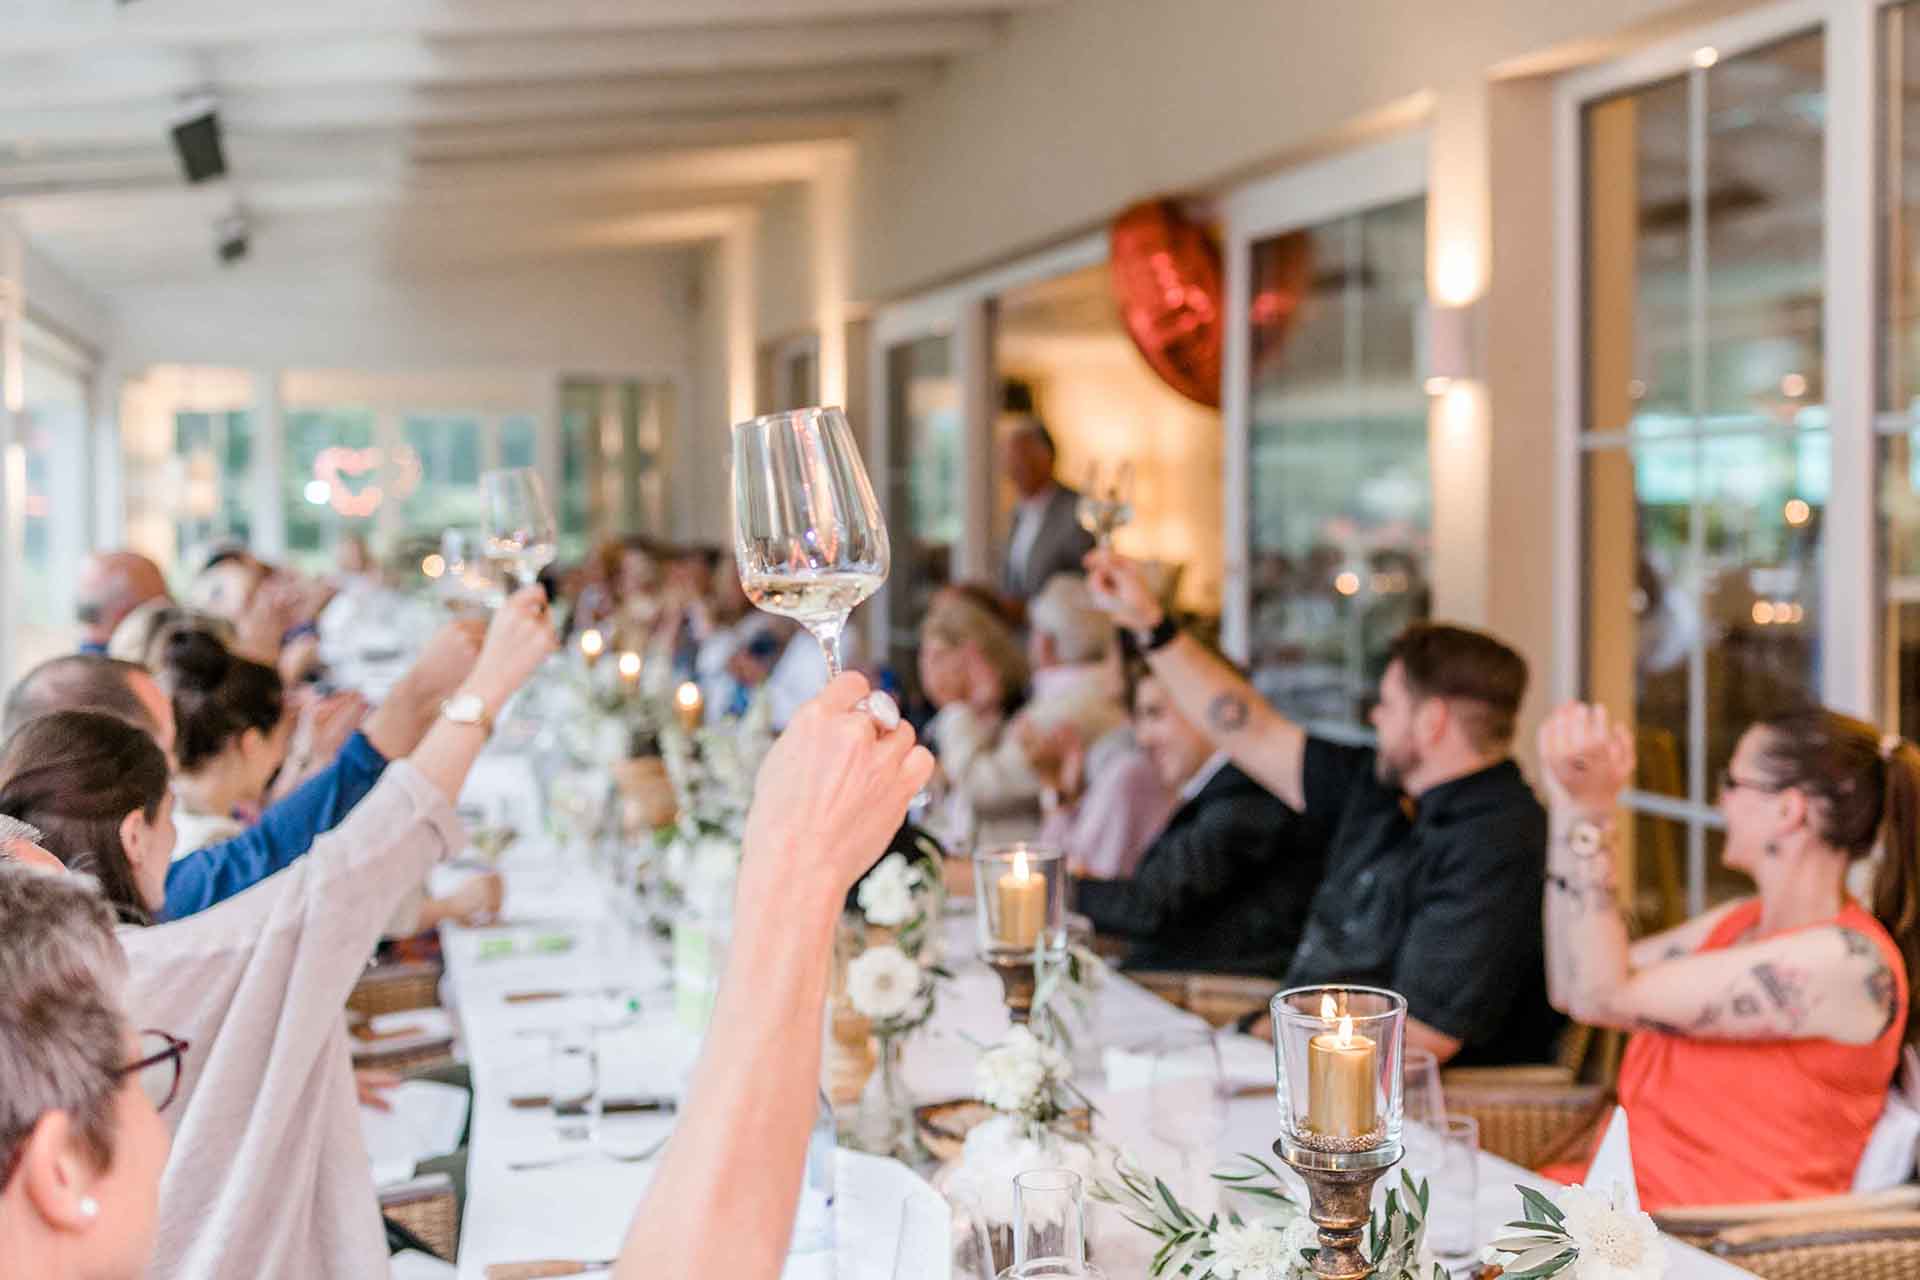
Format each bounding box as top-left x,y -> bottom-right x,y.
1553,0 -> 1879,912
1219,131 -> 1430,743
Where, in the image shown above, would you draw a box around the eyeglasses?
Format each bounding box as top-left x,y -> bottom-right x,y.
116,1029 -> 190,1113
1718,768 -> 1787,798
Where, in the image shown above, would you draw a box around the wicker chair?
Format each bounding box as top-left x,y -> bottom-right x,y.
379,1171 -> 459,1261
347,959 -> 443,1020
1654,1187 -> 1920,1242
352,1036 -> 458,1075
1438,1079 -> 1612,1170
1123,970 -> 1281,1029
1699,1210 -> 1920,1280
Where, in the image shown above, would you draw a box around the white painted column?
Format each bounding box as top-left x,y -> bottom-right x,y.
811,143 -> 855,410
955,297 -> 995,582
251,367 -> 287,559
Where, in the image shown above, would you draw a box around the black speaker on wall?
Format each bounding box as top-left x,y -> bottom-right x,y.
170,109 -> 226,184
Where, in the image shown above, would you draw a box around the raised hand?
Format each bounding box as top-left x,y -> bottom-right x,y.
1536,701 -> 1635,815
1083,547 -> 1162,631
464,586 -> 559,710
741,672 -> 934,908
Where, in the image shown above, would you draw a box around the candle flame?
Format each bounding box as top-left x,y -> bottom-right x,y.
675,681 -> 702,709
1337,1014 -> 1354,1048
580,628 -> 605,657
1012,848 -> 1030,880
617,651 -> 642,679
1320,993 -> 1338,1021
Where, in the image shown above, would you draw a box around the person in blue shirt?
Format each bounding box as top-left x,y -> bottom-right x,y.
1,622 -> 486,921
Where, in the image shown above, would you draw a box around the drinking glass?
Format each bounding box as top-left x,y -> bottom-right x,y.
550,1028 -> 601,1144
482,467 -> 559,589
1401,1046 -> 1446,1177
1012,1169 -> 1088,1269
730,406 -> 889,679
1425,1114 -> 1480,1265
439,528 -> 505,610
1149,1030 -> 1227,1212
1076,460 -> 1135,548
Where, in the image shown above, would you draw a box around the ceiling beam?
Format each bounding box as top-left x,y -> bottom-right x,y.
7,0 -> 1054,50
0,15 -> 997,109
0,63 -> 932,147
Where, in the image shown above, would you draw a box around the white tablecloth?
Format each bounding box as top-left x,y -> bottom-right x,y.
443,753 -> 1753,1279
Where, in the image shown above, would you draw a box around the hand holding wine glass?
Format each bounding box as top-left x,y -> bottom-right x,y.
731,406 -> 898,726
482,467 -> 559,591
1077,459 -> 1134,549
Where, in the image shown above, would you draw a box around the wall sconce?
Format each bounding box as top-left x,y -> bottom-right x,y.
1424,300 -> 1481,396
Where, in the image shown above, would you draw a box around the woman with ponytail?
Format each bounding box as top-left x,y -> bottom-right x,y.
1537,701 -> 1914,1209
160,628 -> 290,857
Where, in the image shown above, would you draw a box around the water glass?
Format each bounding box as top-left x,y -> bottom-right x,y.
1424,1114 -> 1480,1264
550,1028 -> 600,1144
1012,1169 -> 1087,1268
1401,1047 -> 1446,1176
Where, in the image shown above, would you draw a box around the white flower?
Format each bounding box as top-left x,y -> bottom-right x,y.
1280,1215 -> 1319,1279
1208,1222 -> 1296,1280
857,853 -> 921,927
1557,1185 -> 1665,1280
949,1114 -> 1098,1225
973,1024 -> 1071,1115
847,944 -> 923,1021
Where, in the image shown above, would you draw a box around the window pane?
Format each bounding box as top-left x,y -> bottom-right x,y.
18,342 -> 89,675
1705,31 -> 1824,418
284,407 -> 376,571
500,415 -> 537,471
1880,430 -> 1920,736
885,335 -> 960,695
1246,196 -> 1428,728
399,414 -> 485,536
174,410 -> 254,557
1883,4 -> 1920,413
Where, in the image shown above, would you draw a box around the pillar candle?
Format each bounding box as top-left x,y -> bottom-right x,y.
1307,1013 -> 1377,1140
996,850 -> 1046,949
674,681 -> 704,732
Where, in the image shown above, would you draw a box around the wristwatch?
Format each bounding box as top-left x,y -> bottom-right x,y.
1567,817 -> 1615,860
440,692 -> 494,737
1133,614 -> 1180,653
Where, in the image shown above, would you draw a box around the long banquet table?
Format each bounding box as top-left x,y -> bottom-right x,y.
442,752 -> 1754,1278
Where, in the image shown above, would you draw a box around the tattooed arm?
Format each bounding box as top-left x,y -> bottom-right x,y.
1537,704 -> 1894,1043
1084,548 -> 1309,810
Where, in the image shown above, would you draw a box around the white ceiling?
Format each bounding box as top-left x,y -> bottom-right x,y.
0,0 -> 1058,292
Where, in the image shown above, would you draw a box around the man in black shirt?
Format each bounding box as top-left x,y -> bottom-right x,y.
1086,551 -> 1563,1066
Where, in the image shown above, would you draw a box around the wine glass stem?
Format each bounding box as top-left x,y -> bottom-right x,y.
807,617 -> 847,679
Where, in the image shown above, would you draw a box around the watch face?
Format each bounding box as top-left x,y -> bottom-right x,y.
1569,823 -> 1605,858
445,694 -> 484,723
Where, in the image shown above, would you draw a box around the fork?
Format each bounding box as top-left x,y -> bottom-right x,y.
506,1134 -> 671,1172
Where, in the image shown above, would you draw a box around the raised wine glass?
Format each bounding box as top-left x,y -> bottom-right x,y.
731,406 -> 890,681
481,467 -> 559,590
1076,459 -> 1134,549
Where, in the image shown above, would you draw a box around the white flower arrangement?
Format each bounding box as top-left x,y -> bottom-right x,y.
661,716 -> 773,840
944,1111 -> 1102,1228
857,853 -> 923,927
1487,1184 -> 1664,1280
847,943 -> 928,1025
1093,1155 -> 1439,1280
973,1024 -> 1077,1129
1030,942 -> 1107,1053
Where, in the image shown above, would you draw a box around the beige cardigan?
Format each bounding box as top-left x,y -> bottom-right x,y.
121,761 -> 464,1280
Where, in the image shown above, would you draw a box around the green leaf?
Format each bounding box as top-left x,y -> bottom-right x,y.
1517,1186 -> 1567,1228
1491,1235 -> 1567,1253
1507,1244 -> 1575,1273
1156,1177 -> 1189,1226
1502,1251 -> 1576,1280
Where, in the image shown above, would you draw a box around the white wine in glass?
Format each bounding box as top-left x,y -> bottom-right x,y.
1077,459 -> 1134,548
481,467 -> 559,590
732,406 -> 889,678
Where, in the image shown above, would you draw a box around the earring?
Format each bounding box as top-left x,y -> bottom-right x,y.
78,1196 -> 99,1220
1764,840 -> 1781,857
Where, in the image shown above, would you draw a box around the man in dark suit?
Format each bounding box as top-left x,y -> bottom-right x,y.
1000,420 -> 1095,611
1072,670 -> 1323,976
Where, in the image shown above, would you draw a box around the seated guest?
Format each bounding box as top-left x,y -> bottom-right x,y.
919,593 -> 1037,845
0,814 -> 63,871
0,588 -> 551,1280
75,551 -> 171,656
1088,549 -> 1561,1065
1536,702 -> 1916,1210
106,601 -> 235,670
0,671 -> 930,1280
1073,669 -> 1322,975
3,624 -> 483,921
1020,575 -> 1165,876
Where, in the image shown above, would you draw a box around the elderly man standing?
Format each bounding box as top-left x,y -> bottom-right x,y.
1000,419 -> 1094,617
75,551 -> 170,655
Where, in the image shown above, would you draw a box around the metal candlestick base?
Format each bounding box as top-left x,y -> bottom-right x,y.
1276,1138 -> 1403,1280
987,954 -> 1038,1024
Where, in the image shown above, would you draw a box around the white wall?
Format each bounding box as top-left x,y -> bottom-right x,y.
754,182 -> 815,344
20,236 -> 111,355
110,248 -> 699,376
850,0 -> 1724,300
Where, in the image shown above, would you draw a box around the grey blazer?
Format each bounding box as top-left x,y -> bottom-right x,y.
1002,486 -> 1097,602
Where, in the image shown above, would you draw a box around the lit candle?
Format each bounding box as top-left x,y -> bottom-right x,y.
579,628 -> 605,668
674,681 -> 704,732
995,848 -> 1046,949
1307,994 -> 1377,1140
617,651 -> 643,685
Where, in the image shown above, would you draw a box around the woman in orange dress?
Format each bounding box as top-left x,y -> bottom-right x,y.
1536,703 -> 1918,1210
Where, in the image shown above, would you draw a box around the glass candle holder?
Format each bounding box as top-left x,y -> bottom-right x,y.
1270,985 -> 1406,1169
972,844 -> 1066,961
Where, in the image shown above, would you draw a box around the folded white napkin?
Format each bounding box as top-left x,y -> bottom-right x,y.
359,1081 -> 470,1188
1854,1045 -> 1920,1191
1103,1032 -> 1271,1095
1582,1105 -> 1639,1210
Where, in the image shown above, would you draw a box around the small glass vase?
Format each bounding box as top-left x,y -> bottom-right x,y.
854,1029 -> 923,1163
